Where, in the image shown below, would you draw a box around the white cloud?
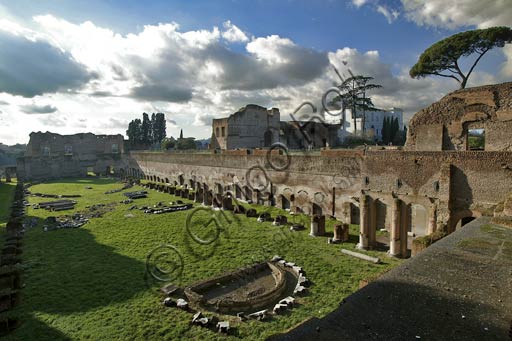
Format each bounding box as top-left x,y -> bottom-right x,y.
401,0 -> 512,29
351,0 -> 369,8
193,113 -> 216,126
221,20 -> 248,43
20,103 -> 58,114
0,9 -> 508,145
376,5 -> 400,24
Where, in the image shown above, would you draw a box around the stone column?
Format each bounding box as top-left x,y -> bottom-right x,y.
252,190 -> 259,204
342,202 -> 352,224
399,203 -> 410,258
5,170 -> 11,183
427,204 -> 437,235
389,198 -> 401,257
368,199 -> 377,249
357,195 -> 369,250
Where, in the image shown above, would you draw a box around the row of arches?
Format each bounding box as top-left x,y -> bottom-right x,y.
124,168 -> 478,258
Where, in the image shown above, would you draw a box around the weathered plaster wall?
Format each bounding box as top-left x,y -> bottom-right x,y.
406,82 -> 512,151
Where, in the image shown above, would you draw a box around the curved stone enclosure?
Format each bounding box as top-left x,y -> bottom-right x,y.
184,262 -> 288,314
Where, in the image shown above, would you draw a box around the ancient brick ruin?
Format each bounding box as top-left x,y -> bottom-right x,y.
15,83 -> 512,258
17,132 -> 125,179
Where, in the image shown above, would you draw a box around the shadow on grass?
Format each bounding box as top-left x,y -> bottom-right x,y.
0,183 -> 16,226
10,214 -> 148,339
34,177 -> 120,185
23,219 -> 146,314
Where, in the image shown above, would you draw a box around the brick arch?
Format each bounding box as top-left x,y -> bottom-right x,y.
449,209 -> 482,232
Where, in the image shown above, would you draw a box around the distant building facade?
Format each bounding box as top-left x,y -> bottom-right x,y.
341,108 -> 404,140
210,104 -> 340,150
210,105 -> 280,150
17,132 -> 125,180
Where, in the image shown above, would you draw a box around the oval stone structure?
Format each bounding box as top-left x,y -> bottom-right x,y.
184,262 -> 289,314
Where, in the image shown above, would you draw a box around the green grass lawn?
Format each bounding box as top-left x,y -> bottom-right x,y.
0,181 -> 16,228
9,178 -> 401,340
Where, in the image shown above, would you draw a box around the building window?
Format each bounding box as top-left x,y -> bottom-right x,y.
216,127 -> 220,136
222,127 -> 225,137
42,146 -> 50,156
64,145 -> 73,155
467,129 -> 485,150
112,143 -> 119,153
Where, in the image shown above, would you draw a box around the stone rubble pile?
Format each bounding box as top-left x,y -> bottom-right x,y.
104,181 -> 134,194
34,199 -> 77,211
0,183 -> 27,336
42,214 -> 89,232
123,191 -> 148,199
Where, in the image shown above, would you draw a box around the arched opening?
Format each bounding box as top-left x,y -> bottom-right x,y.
411,204 -> 428,237
450,210 -> 481,231
375,199 -> 388,231
281,195 -> 290,210
244,186 -> 252,202
165,177 -> 169,184
215,183 -> 223,195
350,203 -> 360,225
235,184 -> 242,199
264,129 -> 273,147
312,203 -> 322,216
256,190 -> 264,205
178,175 -> 184,186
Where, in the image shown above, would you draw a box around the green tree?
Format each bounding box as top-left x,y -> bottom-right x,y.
179,129 -> 183,140
126,118 -> 142,147
390,117 -> 399,143
410,26 -> 512,89
334,74 -> 382,134
152,113 -> 166,145
175,137 -> 196,150
161,136 -> 176,150
150,113 -> 156,144
141,113 -> 151,145
381,117 -> 389,144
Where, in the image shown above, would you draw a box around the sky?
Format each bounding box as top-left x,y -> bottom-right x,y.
0,0 -> 511,145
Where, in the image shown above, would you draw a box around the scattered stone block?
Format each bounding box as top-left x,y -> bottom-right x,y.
292,266 -> 304,275
192,312 -> 210,326
222,196 -> 233,210
284,262 -> 295,268
271,255 -> 282,262
176,298 -> 188,310
160,283 -> 179,296
247,309 -> 267,321
246,209 -> 257,217
163,297 -> 176,307
217,321 -> 230,334
310,215 -> 326,236
333,223 -> 350,242
279,296 -> 295,307
290,224 -> 305,231
341,249 -> 381,264
298,275 -> 310,287
273,215 -> 287,226
294,285 -> 307,295
233,205 -> 246,214
273,303 -> 288,314
257,212 -> 271,222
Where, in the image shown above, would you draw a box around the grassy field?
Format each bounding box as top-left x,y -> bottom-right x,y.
9,178 -> 401,340
0,181 -> 16,229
